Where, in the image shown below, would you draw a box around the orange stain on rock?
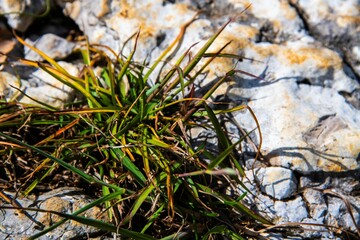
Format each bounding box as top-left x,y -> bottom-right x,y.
282,47 -> 342,68
281,2 -> 297,20
317,158 -> 344,172
253,44 -> 342,69
282,48 -> 308,65
336,15 -> 360,28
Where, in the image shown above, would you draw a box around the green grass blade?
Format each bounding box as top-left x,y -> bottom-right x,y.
109,147 -> 147,187
143,13 -> 198,82
196,183 -> 272,225
22,161 -> 56,196
37,63 -> 102,107
116,31 -> 139,92
121,185 -> 155,226
182,18 -> 233,79
204,103 -> 229,150
141,204 -> 165,233
14,32 -> 67,74
202,225 -> 245,240
207,139 -> 241,170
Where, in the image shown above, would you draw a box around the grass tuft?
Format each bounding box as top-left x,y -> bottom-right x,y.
0,11 -> 272,239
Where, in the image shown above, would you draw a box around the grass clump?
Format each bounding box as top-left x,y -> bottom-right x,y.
0,13 -> 272,239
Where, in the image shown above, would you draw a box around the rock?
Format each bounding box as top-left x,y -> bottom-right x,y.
254,167 -> 297,200
0,21 -> 16,64
226,0 -> 307,42
236,169 -> 360,238
0,0 -> 50,32
327,195 -> 360,234
273,196 -> 308,222
289,0 -> 360,77
24,34 -> 76,62
0,71 -> 20,100
300,173 -> 360,235
58,0 -> 122,57
17,61 -> 79,108
229,80 -> 360,173
58,0 -> 201,61
0,187 -> 108,240
302,189 -> 327,221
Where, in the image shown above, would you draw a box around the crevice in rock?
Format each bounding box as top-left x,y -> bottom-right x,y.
288,0 -> 360,87
24,3 -> 82,40
342,53 -> 360,84
156,32 -> 166,47
300,169 -> 360,184
296,78 -> 311,86
162,0 -> 176,5
287,1 -> 311,35
339,89 -> 360,110
258,21 -> 277,44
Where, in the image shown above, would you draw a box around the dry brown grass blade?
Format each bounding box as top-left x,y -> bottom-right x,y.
0,141 -> 26,149
35,118 -> 80,146
0,109 -> 25,123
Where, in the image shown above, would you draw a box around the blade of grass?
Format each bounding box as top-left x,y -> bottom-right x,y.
37,63 -> 102,107
109,147 -> 147,187
141,204 -> 165,233
207,139 -> 241,170
204,103 -> 229,150
202,225 -> 245,240
13,31 -> 67,73
196,183 -> 272,225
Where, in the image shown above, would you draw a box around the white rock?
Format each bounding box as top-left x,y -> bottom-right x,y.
326,194 -> 360,234
0,0 -> 48,31
273,196 -> 308,222
229,80 -> 360,173
303,189 -> 327,221
254,167 -> 297,200
20,61 -> 79,108
25,34 -> 75,61
228,0 -> 307,42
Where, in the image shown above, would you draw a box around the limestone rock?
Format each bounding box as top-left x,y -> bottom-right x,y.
24,34 -> 76,62
0,187 -> 107,240
229,80 -> 360,173
254,167 -> 297,200
0,0 -> 50,32
20,61 -> 79,108
273,196 -> 308,222
300,173 -> 360,235
290,0 -> 360,77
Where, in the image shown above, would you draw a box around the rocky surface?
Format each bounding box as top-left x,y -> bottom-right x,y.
0,0 -> 360,239
0,187 -> 107,239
